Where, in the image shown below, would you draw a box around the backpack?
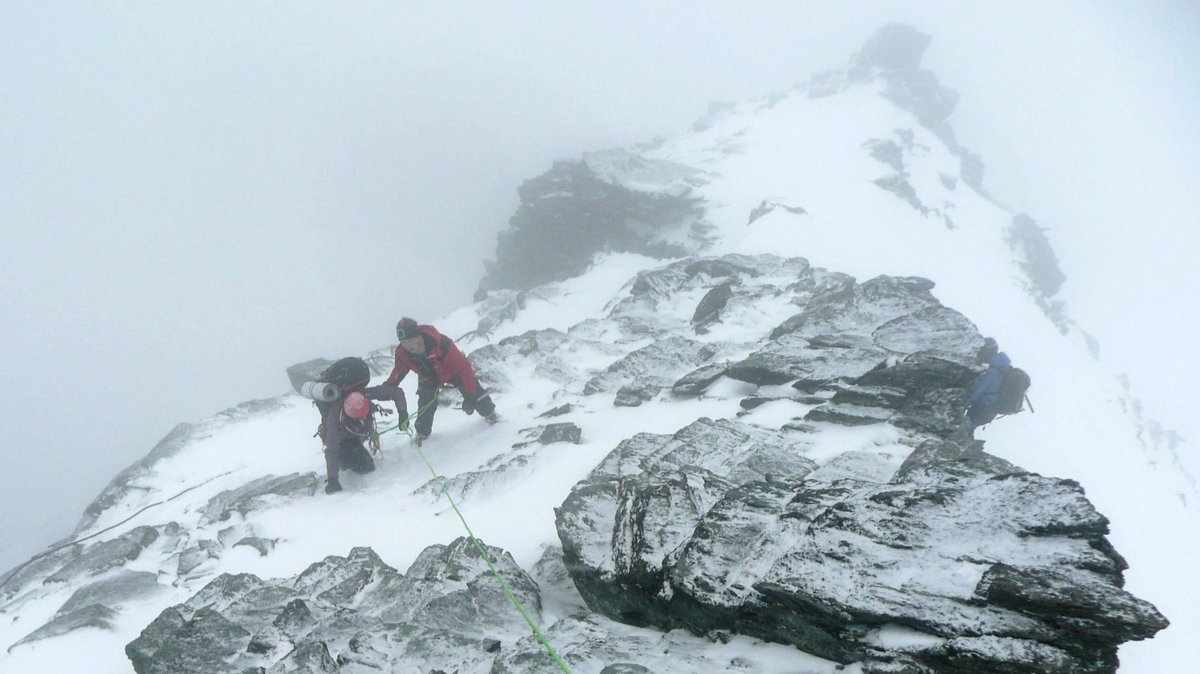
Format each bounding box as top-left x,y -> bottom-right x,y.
319,357 -> 370,388
995,366 -> 1031,415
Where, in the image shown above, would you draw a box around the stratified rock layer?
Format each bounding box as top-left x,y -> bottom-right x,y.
126,539 -> 540,674
549,259 -> 1166,674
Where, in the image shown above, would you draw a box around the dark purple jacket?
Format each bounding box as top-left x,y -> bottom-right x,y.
322,383 -> 407,480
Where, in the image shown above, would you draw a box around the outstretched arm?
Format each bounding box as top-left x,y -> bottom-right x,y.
384,347 -> 411,386
365,383 -> 408,421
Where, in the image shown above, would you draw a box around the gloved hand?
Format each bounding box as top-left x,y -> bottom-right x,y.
397,413 -> 410,432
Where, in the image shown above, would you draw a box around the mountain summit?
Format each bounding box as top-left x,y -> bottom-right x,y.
1,24 -> 1191,674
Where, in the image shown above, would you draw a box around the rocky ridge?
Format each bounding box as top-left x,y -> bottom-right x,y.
0,23 -> 1176,674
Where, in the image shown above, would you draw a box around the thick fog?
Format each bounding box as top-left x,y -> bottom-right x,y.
2,2 -> 1196,569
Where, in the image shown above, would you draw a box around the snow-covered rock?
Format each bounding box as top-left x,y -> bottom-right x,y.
1,22 -> 1190,674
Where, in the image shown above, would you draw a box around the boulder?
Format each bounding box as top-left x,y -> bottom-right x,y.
556,428 -> 1168,672
125,539 -> 542,674
199,473 -> 320,525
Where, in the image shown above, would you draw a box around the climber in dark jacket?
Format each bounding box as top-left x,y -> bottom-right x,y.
315,357 -> 408,494
966,337 -> 1010,431
384,317 -> 496,443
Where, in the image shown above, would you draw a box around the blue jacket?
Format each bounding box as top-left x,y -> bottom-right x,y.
971,352 -> 1011,407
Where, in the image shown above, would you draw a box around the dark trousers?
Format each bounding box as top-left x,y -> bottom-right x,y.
968,403 -> 997,428
325,439 -> 375,481
414,378 -> 496,436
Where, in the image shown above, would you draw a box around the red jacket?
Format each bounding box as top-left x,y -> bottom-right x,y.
384,325 -> 481,394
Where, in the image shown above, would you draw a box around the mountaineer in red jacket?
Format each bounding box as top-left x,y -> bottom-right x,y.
384,317 -> 497,443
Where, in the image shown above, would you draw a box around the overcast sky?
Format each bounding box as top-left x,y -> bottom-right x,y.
2,1 -> 1197,570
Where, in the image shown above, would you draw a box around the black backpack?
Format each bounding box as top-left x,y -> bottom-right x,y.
995,366 -> 1031,415
319,357 -> 370,388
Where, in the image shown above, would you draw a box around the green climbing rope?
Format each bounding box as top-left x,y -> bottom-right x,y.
380,393 -> 573,673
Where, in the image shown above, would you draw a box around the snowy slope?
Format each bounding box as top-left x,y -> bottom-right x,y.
2,26 -> 1195,674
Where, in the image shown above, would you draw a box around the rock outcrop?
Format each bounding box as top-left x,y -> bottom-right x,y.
476,153 -> 705,297
548,259 -> 1166,673
557,426 -> 1168,673
126,539 -> 540,674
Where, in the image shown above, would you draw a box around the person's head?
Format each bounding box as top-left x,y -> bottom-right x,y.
396,317 -> 424,353
343,392 -> 371,420
977,337 -> 999,363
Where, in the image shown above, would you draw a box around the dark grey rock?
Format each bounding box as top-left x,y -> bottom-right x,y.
199,473 -> 319,525
536,423 -> 583,445
75,396 -> 291,534
232,537 -> 276,557
727,334 -> 888,388
285,358 -> 333,394
690,281 -> 735,333
738,396 -> 796,411
468,328 -> 576,392
513,423 -> 583,448
600,664 -> 651,674
0,544 -> 81,602
538,403 -> 575,418
1007,214 -> 1069,329
9,604 -> 118,651
557,411 -> 1167,673
977,563 -> 1168,644
275,640 -> 338,672
584,336 -> 709,395
682,256 -> 766,280
127,607 -> 251,674
45,526 -> 159,585
881,68 -> 960,126
670,362 -> 729,396
476,158 -> 701,296
492,612 -> 743,674
556,419 -> 818,628
850,23 -> 931,74
614,383 -> 660,407
770,274 -> 940,342
805,402 -> 893,426
57,570 -> 162,616
747,199 -> 807,226
874,174 -> 929,214
176,540 -> 222,576
473,289 -> 528,336
864,138 -> 905,173
126,539 -> 540,673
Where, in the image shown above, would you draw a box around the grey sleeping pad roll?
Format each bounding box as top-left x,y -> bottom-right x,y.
299,381 -> 339,402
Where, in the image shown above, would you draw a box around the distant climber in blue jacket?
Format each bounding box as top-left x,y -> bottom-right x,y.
966,337 -> 1010,434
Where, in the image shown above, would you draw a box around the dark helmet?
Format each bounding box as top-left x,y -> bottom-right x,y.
977,337 -> 999,363
396,317 -> 420,342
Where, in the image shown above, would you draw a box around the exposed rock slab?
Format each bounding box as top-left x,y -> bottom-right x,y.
557,433 -> 1167,673
126,539 -> 541,674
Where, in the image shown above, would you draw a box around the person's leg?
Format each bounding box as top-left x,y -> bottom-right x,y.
469,389 -> 496,418
454,376 -> 496,418
339,439 -> 376,474
415,379 -> 439,437
966,404 -> 996,433
324,445 -> 343,493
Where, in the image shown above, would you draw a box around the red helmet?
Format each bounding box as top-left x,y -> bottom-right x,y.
343,392 -> 371,420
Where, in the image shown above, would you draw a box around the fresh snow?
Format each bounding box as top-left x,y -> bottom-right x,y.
2,67 -> 1197,674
